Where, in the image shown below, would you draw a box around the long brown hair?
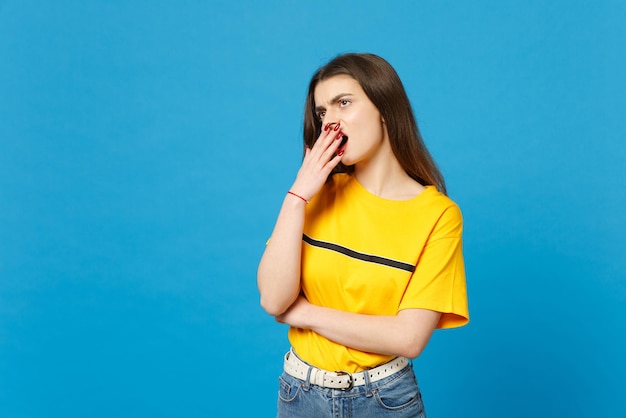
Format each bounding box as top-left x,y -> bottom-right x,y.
303,53 -> 447,194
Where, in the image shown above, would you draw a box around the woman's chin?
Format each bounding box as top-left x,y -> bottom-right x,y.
339,153 -> 355,166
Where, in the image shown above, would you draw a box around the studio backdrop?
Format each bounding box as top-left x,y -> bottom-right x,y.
1,1 -> 624,417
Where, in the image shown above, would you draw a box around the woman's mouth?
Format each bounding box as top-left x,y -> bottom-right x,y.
336,135 -> 348,157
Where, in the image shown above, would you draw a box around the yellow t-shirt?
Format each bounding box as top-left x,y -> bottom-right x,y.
288,173 -> 469,372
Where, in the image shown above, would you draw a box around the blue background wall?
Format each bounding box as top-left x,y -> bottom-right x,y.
1,1 -> 624,417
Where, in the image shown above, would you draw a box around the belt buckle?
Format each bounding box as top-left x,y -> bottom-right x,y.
334,370 -> 354,391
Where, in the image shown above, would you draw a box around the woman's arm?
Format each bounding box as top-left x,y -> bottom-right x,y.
276,295 -> 441,359
257,124 -> 345,316
256,195 -> 306,316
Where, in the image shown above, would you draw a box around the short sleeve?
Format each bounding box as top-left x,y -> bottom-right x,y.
398,204 -> 469,329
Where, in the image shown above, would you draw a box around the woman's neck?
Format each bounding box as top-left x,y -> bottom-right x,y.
354,154 -> 424,201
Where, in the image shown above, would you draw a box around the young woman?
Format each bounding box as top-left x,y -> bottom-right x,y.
257,53 -> 469,417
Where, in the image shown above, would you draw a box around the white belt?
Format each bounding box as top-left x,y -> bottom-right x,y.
283,349 -> 409,391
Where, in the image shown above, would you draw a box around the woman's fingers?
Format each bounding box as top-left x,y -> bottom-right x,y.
306,123 -> 344,166
290,124 -> 345,200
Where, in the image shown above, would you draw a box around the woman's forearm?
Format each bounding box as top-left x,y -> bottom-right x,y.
278,297 -> 441,359
311,308 -> 440,358
257,194 -> 307,316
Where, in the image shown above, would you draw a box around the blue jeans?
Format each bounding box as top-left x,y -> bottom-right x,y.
276,361 -> 426,417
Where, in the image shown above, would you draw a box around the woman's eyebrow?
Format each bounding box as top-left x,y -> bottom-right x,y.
315,93 -> 353,112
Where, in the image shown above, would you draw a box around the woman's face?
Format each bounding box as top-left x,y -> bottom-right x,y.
313,75 -> 388,166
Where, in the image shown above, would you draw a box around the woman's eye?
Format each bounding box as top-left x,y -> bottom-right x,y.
340,99 -> 351,107
317,111 -> 326,120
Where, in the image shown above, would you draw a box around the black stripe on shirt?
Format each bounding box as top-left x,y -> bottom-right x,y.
302,234 -> 415,273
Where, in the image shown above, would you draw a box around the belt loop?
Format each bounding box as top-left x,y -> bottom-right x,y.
363,368 -> 373,397
302,365 -> 312,392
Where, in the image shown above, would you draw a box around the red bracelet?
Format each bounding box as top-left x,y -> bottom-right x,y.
287,191 -> 310,204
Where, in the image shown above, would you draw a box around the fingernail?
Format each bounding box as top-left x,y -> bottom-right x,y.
336,132 -> 344,140
333,123 -> 341,131
324,123 -> 331,131
337,149 -> 344,156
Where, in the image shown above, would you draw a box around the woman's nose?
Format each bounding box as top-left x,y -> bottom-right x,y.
326,114 -> 340,127
323,109 -> 340,126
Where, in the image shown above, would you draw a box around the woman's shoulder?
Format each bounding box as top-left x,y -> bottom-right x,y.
420,186 -> 460,210
419,187 -> 463,235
